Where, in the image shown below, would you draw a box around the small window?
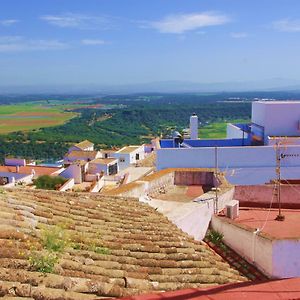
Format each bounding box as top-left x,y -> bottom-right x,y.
120,157 -> 125,162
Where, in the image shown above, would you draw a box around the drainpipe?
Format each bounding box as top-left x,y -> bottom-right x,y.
252,228 -> 260,263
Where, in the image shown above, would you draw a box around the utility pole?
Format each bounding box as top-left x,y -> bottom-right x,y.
214,146 -> 219,214
275,142 -> 285,221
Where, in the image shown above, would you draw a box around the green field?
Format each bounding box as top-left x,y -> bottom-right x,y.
199,119 -> 250,139
0,101 -> 78,134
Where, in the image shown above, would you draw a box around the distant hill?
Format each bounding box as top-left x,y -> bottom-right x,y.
1,78 -> 300,94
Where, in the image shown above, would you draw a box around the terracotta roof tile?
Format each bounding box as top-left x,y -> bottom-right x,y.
66,151 -> 100,160
0,189 -> 246,299
74,140 -> 94,150
0,165 -> 61,176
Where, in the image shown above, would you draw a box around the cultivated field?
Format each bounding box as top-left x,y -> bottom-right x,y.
0,102 -> 77,134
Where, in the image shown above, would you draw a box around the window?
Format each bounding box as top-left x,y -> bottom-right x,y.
120,157 -> 125,162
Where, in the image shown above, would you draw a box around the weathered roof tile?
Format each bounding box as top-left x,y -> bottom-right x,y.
0,189 -> 246,299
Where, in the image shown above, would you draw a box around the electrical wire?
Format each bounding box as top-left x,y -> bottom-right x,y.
260,184 -> 276,232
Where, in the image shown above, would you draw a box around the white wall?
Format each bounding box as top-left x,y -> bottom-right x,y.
112,153 -> 130,170
113,146 -> 145,170
272,240 -> 300,278
0,172 -> 31,184
60,165 -> 82,184
4,158 -> 26,166
157,145 -> 300,169
227,124 -> 248,139
88,162 -> 108,175
58,178 -> 75,192
252,102 -> 300,143
212,216 -> 300,278
252,102 -> 266,128
211,216 -> 273,277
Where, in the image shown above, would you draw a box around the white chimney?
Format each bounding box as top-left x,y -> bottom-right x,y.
190,113 -> 199,139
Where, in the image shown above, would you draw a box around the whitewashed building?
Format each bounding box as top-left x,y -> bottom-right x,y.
112,145 -> 145,170
157,101 -> 300,185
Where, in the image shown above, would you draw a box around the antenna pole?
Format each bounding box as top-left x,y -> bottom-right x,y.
275,142 -> 285,221
214,146 -> 219,214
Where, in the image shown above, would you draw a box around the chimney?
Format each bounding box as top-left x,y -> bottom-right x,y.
16,165 -> 20,173
190,113 -> 199,139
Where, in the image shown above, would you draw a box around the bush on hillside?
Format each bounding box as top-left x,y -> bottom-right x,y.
34,175 -> 67,190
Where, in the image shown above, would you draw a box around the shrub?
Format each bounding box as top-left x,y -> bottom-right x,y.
34,175 -> 67,190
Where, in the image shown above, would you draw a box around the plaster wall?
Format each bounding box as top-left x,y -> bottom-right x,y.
273,240 -> 300,278
88,163 -> 108,175
235,185 -> 300,208
0,172 -> 31,183
157,145 -> 300,178
90,178 -> 105,193
211,216 -> 273,277
227,124 -> 248,139
60,165 -> 82,184
252,102 -> 266,127
59,178 -> 74,192
174,171 -> 215,186
4,158 -> 26,166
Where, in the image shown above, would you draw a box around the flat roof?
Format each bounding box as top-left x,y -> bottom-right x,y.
256,100 -> 300,104
117,146 -> 140,154
217,207 -> 300,240
117,278 -> 300,300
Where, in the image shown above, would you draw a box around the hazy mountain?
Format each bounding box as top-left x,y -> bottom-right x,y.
1,78 -> 300,95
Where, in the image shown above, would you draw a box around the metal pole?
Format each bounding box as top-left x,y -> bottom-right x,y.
214,146 -> 218,214
275,142 -> 285,221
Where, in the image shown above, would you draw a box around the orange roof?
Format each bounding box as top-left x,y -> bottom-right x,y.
0,165 -> 61,176
117,278 -> 300,300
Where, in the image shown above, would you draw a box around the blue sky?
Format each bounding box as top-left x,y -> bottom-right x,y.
1,0 -> 300,87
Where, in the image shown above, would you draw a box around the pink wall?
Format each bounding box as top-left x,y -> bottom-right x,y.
235,185 -> 300,208
174,171 -> 215,186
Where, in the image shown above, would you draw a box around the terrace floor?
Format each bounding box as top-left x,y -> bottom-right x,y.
154,185 -> 210,202
118,277 -> 300,300
218,207 -> 300,239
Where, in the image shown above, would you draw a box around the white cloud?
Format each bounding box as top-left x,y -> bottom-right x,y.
81,39 -> 107,45
230,32 -> 248,38
0,36 -> 68,52
40,13 -> 113,30
273,19 -> 300,32
145,12 -> 230,34
0,19 -> 19,26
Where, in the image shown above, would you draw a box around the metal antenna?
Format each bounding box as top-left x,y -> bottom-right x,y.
275,142 -> 285,221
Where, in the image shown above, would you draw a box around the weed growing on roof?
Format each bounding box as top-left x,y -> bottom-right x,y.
40,225 -> 70,252
0,187 -> 6,194
28,225 -> 71,273
206,229 -> 228,252
28,250 -> 58,273
206,229 -> 224,246
89,244 -> 110,255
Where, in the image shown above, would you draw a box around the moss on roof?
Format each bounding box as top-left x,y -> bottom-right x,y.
0,189 -> 246,299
